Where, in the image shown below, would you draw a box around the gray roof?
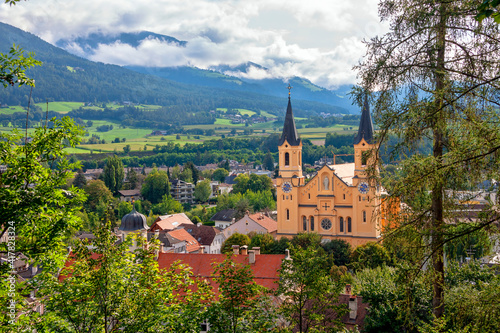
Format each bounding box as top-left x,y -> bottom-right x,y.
211,209 -> 237,222
119,209 -> 148,231
278,97 -> 301,146
353,96 -> 374,145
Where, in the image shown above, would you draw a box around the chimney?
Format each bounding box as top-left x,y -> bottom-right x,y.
248,250 -> 256,264
241,245 -> 248,255
232,245 -> 240,255
349,296 -> 358,320
155,229 -> 159,238
199,246 -> 204,254
197,222 -> 202,227
252,247 -> 261,255
345,284 -> 352,295
285,248 -> 291,260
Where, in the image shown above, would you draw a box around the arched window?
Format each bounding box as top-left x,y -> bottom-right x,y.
359,196 -> 361,202
286,209 -> 290,220
363,211 -> 367,223
285,152 -> 290,166
310,216 -> 314,231
339,217 -> 344,233
343,194 -> 346,200
303,216 -> 307,231
347,217 -> 352,232
308,193 -> 311,199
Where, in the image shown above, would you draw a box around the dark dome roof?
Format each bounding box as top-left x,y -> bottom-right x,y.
119,209 -> 148,231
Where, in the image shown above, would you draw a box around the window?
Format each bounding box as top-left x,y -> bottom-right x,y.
303,216 -> 307,231
359,196 -> 361,202
308,193 -> 311,199
363,211 -> 367,223
310,216 -> 314,231
343,194 -> 346,200
286,209 -> 290,220
347,217 -> 352,233
339,217 -> 344,233
285,152 -> 290,166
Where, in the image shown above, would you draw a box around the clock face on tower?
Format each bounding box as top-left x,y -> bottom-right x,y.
358,181 -> 369,194
321,218 -> 332,230
282,181 -> 292,193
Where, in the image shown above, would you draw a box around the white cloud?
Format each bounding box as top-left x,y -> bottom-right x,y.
0,0 -> 388,88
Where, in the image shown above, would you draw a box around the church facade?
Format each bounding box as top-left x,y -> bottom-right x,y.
276,95 -> 382,247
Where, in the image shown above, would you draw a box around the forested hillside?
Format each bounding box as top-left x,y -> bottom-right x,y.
0,22 -> 349,117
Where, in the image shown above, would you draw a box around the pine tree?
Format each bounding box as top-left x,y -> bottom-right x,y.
103,155 -> 124,195
356,0 -> 500,319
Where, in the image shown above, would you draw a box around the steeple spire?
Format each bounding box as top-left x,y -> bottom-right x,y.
353,95 -> 374,145
279,87 -> 300,146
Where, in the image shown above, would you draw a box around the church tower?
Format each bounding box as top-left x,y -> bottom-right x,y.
277,88 -> 304,234
353,96 -> 376,181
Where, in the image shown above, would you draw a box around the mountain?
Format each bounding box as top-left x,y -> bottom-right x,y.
55,31 -> 186,57
57,31 -> 357,113
0,22 -> 351,116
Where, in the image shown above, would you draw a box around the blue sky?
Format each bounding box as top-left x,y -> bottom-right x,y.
1,0 -> 388,89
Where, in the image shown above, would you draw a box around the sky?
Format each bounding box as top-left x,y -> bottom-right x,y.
0,0 -> 388,89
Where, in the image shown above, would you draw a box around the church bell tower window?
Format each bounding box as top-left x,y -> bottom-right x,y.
285,152 -> 290,166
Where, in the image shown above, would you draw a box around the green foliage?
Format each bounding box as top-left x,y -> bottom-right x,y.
291,232 -> 322,250
232,173 -> 273,194
444,223 -> 492,262
212,168 -> 229,182
263,151 -> 275,171
84,179 -> 114,212
30,221 -> 212,332
278,246 -> 348,333
355,265 -> 433,333
141,168 -> 170,204
72,169 -> 87,189
476,0 -> 500,22
221,233 -> 251,254
194,179 -> 212,203
117,201 -> 133,219
0,117 -> 86,260
0,44 -> 41,88
103,155 -> 124,194
208,254 -> 278,333
322,239 -> 352,267
126,167 -> 139,189
350,242 -> 392,271
152,194 -> 183,215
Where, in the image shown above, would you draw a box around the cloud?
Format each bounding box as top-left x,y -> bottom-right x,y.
0,0 -> 388,88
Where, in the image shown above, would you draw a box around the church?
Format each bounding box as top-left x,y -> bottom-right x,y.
276,92 -> 384,247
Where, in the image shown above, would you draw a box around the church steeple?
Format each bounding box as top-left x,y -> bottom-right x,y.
353,96 -> 374,145
279,86 -> 301,146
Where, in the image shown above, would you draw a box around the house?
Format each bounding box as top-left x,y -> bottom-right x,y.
178,223 -> 225,254
118,189 -> 142,202
210,209 -> 237,229
150,213 -> 193,232
223,212 -> 278,238
156,245 -> 285,291
170,179 -> 195,204
148,228 -> 202,253
218,183 -> 233,195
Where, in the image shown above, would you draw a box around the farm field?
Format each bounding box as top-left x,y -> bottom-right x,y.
0,101 -> 357,153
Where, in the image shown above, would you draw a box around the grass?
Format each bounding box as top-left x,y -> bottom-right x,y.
34,102 -> 85,113
0,106 -> 26,115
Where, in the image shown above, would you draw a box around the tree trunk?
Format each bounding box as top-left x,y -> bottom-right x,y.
431,1 -> 447,320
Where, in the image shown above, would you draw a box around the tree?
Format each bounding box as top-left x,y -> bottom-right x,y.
208,254 -> 278,333
212,168 -> 229,183
180,167 -> 193,183
73,169 -> 87,189
152,194 -> 183,215
123,144 -> 131,154
0,117 -> 86,261
355,0 -> 500,319
31,220 -> 212,332
0,44 -> 41,88
277,246 -> 348,333
84,180 -> 114,212
103,155 -> 124,195
126,167 -> 139,189
117,201 -> 133,219
194,179 -> 212,203
263,152 -> 275,171
350,242 -> 392,271
141,168 -> 170,204
221,233 -> 251,254
322,239 -> 352,267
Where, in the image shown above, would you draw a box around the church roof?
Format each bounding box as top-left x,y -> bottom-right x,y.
119,208 -> 148,231
278,97 -> 301,146
353,96 -> 374,145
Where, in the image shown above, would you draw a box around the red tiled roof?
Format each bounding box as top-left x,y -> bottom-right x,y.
166,229 -> 201,253
157,253 -> 285,291
150,213 -> 193,231
248,213 -> 278,233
